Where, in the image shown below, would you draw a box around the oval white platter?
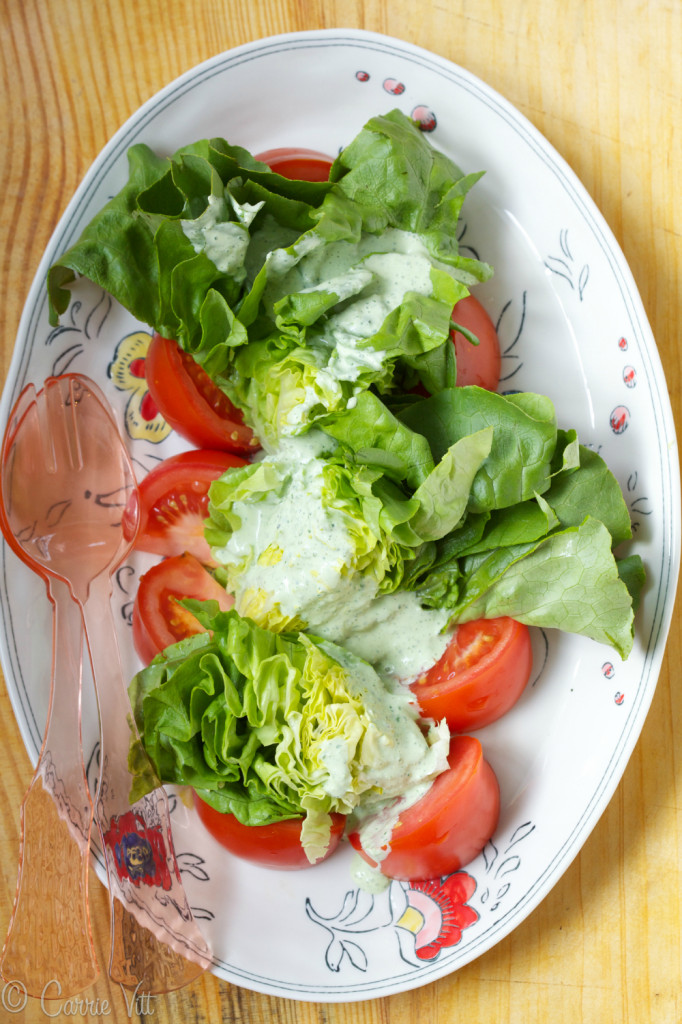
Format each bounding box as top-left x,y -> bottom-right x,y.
0,29 -> 678,1002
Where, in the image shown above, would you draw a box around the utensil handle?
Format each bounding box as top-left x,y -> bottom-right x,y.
81,575 -> 211,990
0,582 -> 98,998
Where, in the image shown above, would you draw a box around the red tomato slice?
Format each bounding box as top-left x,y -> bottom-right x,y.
126,449 -> 245,565
411,617 -> 533,732
145,333 -> 256,453
349,735 -> 500,881
193,794 -> 346,870
254,148 -> 334,181
451,294 -> 501,391
132,552 -> 234,664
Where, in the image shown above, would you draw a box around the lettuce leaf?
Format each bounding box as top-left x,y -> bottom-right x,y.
450,517 -> 638,657
404,420 -> 642,658
399,386 -> 559,511
204,386 -> 641,659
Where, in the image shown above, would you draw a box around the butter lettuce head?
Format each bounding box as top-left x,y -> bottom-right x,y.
47,109 -> 492,448
128,605 -> 448,863
204,429 -> 493,635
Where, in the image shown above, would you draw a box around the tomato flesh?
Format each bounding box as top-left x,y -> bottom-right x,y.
349,735 -> 500,881
194,794 -> 346,870
411,617 -> 533,732
451,294 -> 501,391
145,333 -> 256,453
132,552 -> 234,664
254,148 -> 334,181
127,448 -> 245,565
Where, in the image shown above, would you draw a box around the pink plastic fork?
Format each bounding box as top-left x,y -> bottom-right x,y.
0,556 -> 98,998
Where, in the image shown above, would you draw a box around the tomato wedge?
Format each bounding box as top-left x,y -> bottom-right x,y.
451,294 -> 501,391
349,735 -> 499,881
126,449 -> 245,565
145,333 -> 256,453
254,148 -> 334,181
132,552 -> 234,664
411,617 -> 533,732
193,794 -> 346,870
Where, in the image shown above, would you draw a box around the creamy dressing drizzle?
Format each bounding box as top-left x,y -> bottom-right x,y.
181,193 -> 264,279
266,231 -> 437,421
202,219 -> 440,434
213,438 -> 453,683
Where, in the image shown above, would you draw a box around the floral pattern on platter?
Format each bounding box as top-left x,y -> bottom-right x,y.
478,821 -> 536,913
44,289 -> 113,377
303,817 -> 538,975
625,470 -> 651,535
497,290 -> 528,390
108,329 -> 171,443
305,871 -> 480,973
393,874 -> 478,962
104,809 -> 175,889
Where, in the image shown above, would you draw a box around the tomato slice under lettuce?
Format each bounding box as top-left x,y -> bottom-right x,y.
132,552 -> 234,665
193,794 -> 345,870
254,147 -> 334,181
145,333 -> 256,453
126,449 -> 246,566
450,294 -> 502,391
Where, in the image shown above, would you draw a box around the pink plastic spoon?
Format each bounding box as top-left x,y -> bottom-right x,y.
1,374 -> 211,993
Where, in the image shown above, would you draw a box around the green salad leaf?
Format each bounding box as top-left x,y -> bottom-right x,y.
205,424 -> 496,632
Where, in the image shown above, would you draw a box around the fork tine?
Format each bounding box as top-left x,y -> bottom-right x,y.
42,376 -> 83,474
1,384 -> 47,528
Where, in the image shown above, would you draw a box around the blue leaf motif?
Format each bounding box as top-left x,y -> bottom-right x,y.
325,935 -> 345,972
482,838 -> 499,873
190,905 -> 215,922
506,822 -> 536,850
176,851 -> 210,882
545,230 -> 590,301
495,854 -> 521,879
342,939 -> 369,972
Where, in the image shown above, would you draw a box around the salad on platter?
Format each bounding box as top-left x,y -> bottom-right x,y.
46,109 -> 645,888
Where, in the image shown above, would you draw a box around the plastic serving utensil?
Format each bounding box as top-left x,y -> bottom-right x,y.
0,454 -> 98,999
1,374 -> 211,993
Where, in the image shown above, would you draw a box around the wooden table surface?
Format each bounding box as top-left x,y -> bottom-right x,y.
1,1 -> 680,1021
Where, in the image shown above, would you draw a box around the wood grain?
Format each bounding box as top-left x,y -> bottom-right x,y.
1,1 -> 680,1021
